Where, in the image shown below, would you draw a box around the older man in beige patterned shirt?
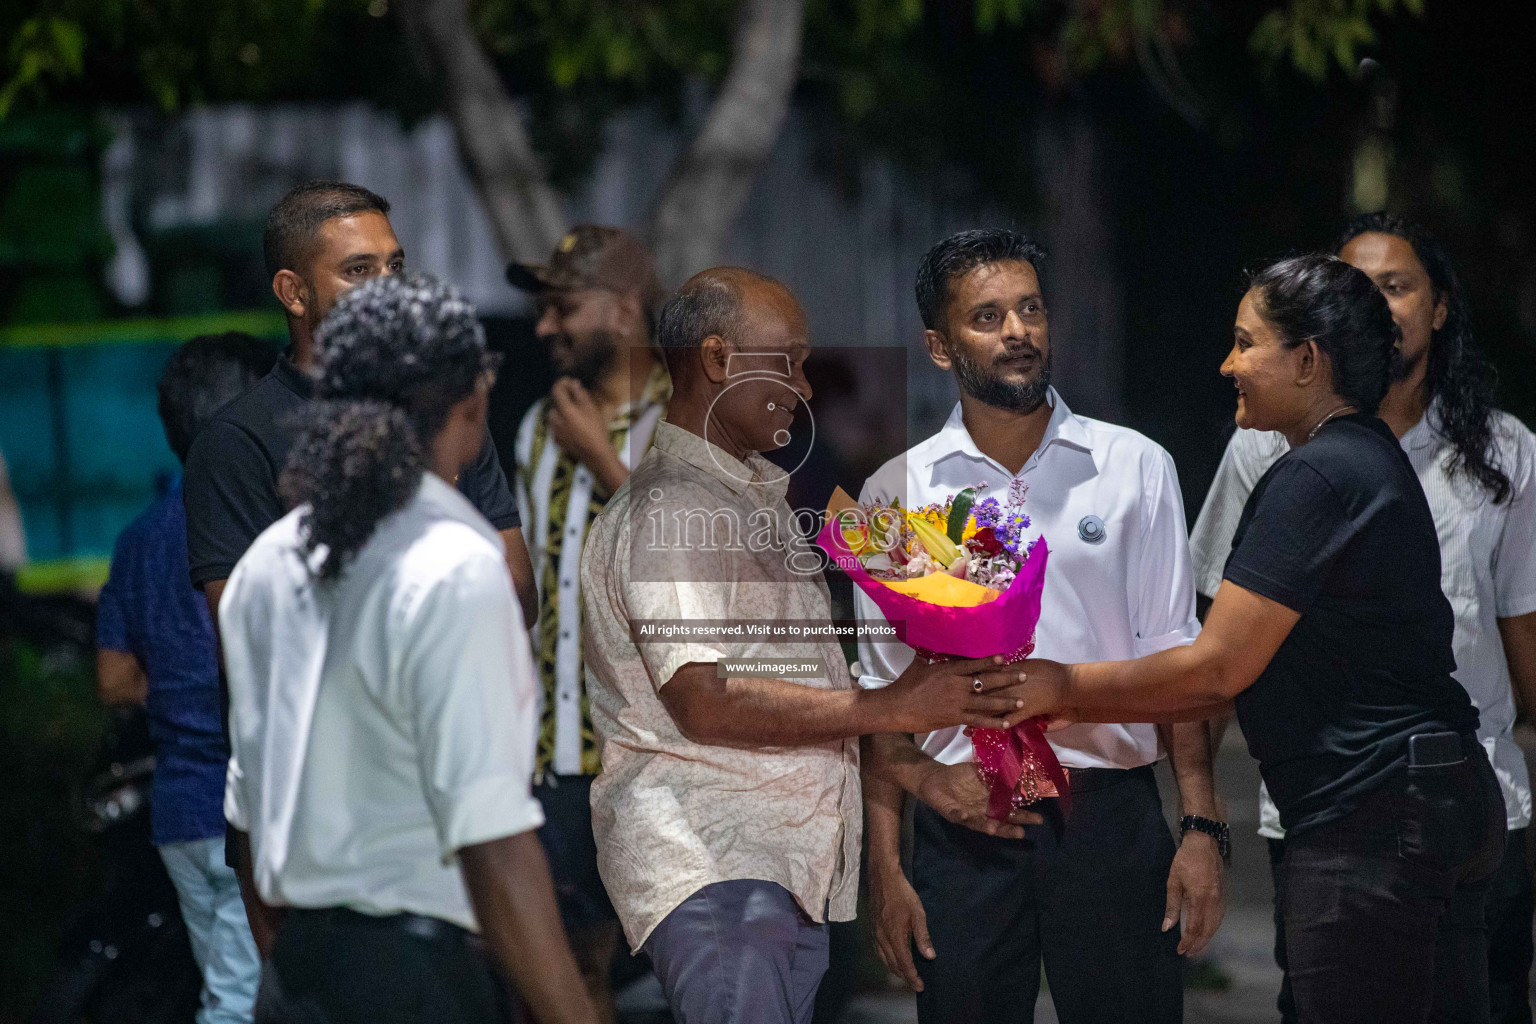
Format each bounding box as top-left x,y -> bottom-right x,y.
580,268 -> 1032,1024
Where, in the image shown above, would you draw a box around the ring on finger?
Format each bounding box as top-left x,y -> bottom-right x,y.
972,676 -> 984,692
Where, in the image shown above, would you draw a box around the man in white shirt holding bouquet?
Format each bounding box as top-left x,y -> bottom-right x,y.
858,229 -> 1226,1024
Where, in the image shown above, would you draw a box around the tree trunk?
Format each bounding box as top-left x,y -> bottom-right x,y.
1034,103 -> 1125,421
400,0 -> 806,285
644,0 -> 806,286
396,0 -> 566,263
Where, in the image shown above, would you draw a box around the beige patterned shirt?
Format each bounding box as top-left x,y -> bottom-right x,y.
580,421 -> 861,951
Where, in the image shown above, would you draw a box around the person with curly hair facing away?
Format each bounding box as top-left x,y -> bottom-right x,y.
1190,217 -> 1536,1024
218,274 -> 597,1024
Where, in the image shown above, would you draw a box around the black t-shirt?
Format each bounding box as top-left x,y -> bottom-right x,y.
1225,413 -> 1477,836
183,355 -> 520,588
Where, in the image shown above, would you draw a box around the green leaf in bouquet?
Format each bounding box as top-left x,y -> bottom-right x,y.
946,487 -> 976,543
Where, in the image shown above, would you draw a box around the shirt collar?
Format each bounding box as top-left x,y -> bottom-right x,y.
609,363 -> 672,431
1400,399 -> 1441,452
651,420 -> 789,500
274,351 -> 316,400
925,387 -> 1093,469
417,472 -> 505,549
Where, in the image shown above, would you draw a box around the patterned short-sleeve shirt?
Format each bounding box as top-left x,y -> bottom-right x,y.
579,421 -> 862,951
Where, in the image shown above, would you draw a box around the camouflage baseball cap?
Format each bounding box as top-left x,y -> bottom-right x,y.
507,225 -> 664,319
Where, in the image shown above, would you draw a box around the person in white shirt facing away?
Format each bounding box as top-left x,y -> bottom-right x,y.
219,274 -> 598,1024
1189,213 -> 1536,1024
858,229 -> 1226,1024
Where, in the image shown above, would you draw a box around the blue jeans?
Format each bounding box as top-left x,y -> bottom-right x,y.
159,835 -> 261,1024
644,879 -> 829,1024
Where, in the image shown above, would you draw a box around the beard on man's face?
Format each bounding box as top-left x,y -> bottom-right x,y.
950,340 -> 1053,413
1387,329 -> 1433,384
548,328 -> 621,390
302,278 -> 327,329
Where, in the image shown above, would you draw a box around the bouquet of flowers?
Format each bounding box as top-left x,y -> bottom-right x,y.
817,479 -> 1069,820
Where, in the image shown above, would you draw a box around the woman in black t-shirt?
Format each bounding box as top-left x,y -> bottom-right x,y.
1016,254 -> 1505,1024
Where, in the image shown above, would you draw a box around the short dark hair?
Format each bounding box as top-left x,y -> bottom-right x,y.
915,229 -> 1047,331
657,268 -> 755,350
157,332 -> 277,462
263,180 -> 391,280
1248,253 -> 1398,416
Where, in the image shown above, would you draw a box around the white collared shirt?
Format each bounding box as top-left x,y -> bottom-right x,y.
221,473 -> 545,931
855,389 -> 1201,769
1191,407 -> 1536,835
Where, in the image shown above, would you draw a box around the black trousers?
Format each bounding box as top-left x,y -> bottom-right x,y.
1274,743 -> 1506,1024
911,764 -> 1181,1024
1270,825 -> 1535,1024
1487,829 -> 1535,1024
255,907 -> 503,1024
533,774 -> 618,932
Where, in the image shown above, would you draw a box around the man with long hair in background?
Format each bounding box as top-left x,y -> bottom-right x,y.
1190,213 -> 1536,1023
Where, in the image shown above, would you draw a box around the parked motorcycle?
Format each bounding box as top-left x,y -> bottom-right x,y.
4,572 -> 202,1024
29,704 -> 202,1024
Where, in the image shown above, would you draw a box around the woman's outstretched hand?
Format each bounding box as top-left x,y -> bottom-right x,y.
993,658 -> 1069,729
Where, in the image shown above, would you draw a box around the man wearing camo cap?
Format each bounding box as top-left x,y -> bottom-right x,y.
506,225 -> 670,1022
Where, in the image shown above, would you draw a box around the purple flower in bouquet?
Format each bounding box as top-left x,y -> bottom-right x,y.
997,512 -> 1033,558
1008,476 -> 1029,507
972,497 -> 1002,529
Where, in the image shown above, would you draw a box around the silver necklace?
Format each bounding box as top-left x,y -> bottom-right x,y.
1306,406 -> 1354,441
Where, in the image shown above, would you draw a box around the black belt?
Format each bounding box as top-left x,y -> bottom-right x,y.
287,906 -> 480,948
1061,763 -> 1155,793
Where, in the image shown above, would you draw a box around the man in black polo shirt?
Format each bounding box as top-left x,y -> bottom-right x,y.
184,180 -> 536,628
183,181 -> 538,952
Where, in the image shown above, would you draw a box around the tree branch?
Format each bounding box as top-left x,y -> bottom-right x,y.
645,0 -> 806,286
396,0 -> 566,263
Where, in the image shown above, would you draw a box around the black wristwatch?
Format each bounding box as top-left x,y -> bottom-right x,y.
1179,815 -> 1231,865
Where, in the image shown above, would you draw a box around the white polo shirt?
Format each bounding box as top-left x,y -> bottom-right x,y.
1191,406 -> 1536,835
855,389 -> 1201,769
221,472 -> 545,931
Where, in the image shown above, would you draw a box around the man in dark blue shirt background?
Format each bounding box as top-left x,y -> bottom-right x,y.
97,332 -> 275,1024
